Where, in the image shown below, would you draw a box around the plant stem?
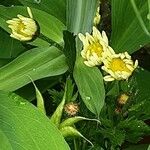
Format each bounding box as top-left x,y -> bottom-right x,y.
74,138 -> 78,150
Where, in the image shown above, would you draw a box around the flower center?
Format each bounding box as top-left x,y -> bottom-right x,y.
88,42 -> 103,56
18,21 -> 26,31
17,21 -> 30,37
110,58 -> 130,72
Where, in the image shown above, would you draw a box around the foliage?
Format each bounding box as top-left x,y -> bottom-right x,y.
0,0 -> 150,149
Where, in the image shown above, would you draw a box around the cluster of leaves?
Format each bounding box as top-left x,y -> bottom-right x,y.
0,0 -> 150,150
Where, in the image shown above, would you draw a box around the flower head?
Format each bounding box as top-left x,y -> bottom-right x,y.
6,7 -> 38,41
79,26 -> 111,67
102,52 -> 138,81
64,102 -> 79,116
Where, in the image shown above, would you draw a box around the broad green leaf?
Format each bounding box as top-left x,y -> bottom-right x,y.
73,56 -> 105,117
0,46 -> 68,91
0,27 -> 25,59
18,0 -> 66,24
0,6 -> 65,43
66,0 -> 98,34
0,129 -> 12,150
111,0 -> 150,53
0,91 -> 70,150
135,68 -> 150,101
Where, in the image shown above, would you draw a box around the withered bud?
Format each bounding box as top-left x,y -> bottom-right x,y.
64,102 -> 79,116
118,93 -> 129,105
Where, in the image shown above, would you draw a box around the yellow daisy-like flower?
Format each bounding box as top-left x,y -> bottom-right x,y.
78,26 -> 110,67
102,52 -> 138,81
6,7 -> 38,41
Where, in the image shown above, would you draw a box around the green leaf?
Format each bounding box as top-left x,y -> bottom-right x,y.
0,0 -> 21,6
118,119 -> 150,143
0,91 -> 70,150
63,31 -> 76,73
0,58 -> 11,68
32,80 -> 46,114
111,0 -> 150,53
0,46 -> 68,91
135,68 -> 150,101
0,129 -> 12,150
128,99 -> 150,120
50,85 -> 66,127
18,0 -> 66,24
59,116 -> 100,129
66,0 -> 98,34
65,77 -> 76,103
73,56 -> 105,116
124,144 -> 150,150
60,126 -> 93,147
0,28 -> 25,59
0,6 -> 65,43
100,128 -> 125,147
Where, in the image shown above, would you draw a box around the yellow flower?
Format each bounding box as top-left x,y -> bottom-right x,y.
94,6 -> 101,26
78,26 -> 111,67
6,7 -> 38,41
102,52 -> 138,81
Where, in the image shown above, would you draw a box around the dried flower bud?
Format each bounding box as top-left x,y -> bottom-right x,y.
64,102 -> 79,116
118,93 -> 129,105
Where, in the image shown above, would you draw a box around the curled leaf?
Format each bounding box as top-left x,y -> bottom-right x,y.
59,116 -> 100,129
60,126 -> 94,147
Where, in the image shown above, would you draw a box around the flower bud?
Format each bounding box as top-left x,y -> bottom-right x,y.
118,93 -> 129,105
64,102 -> 79,116
6,7 -> 39,41
93,6 -> 101,26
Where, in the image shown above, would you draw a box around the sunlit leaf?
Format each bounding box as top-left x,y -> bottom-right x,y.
0,46 -> 68,91
73,56 -> 105,117
18,0 -> 66,24
111,0 -> 150,53
0,91 -> 70,150
66,0 -> 98,35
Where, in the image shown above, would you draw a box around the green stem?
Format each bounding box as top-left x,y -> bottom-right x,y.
73,138 -> 78,150
39,33 -> 63,50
